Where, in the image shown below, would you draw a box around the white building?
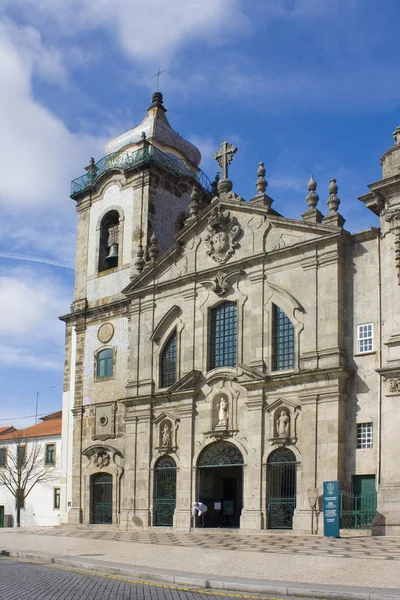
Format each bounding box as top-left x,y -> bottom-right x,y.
0,412 -> 62,527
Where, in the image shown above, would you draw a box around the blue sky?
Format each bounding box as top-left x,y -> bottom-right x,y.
0,0 -> 399,427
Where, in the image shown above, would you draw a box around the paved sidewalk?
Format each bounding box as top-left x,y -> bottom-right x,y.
1,528 -> 400,600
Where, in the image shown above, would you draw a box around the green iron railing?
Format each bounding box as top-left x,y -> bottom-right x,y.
70,142 -> 212,198
339,490 -> 377,529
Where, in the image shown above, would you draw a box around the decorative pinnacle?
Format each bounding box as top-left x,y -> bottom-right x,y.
135,244 -> 145,274
393,126 -> 400,146
149,232 -> 159,262
255,162 -> 268,195
306,175 -> 319,209
327,177 -> 340,214
188,185 -> 201,218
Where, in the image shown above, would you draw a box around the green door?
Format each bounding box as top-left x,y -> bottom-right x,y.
91,473 -> 112,524
267,448 -> 297,529
154,456 -> 176,526
0,506 -> 4,528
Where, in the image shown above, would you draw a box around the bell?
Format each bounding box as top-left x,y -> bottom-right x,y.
106,244 -> 118,261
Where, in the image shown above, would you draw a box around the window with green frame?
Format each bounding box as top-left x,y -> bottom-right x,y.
160,330 -> 177,388
97,348 -> 113,378
209,301 -> 237,369
45,443 -> 55,465
272,304 -> 295,371
16,445 -> 26,468
0,447 -> 6,468
54,487 -> 60,509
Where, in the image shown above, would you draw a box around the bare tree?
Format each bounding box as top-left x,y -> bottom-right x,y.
0,431 -> 57,527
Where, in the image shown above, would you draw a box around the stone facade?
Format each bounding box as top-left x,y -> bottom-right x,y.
61,97 -> 400,534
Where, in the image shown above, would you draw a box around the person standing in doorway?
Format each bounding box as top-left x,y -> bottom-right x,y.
192,501 -> 207,527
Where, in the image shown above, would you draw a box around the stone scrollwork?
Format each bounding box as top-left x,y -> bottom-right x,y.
200,270 -> 245,298
384,210 -> 400,284
205,208 -> 242,264
93,450 -> 110,468
389,378 -> 400,393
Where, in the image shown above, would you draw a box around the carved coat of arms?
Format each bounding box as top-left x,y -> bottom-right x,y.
204,209 -> 241,264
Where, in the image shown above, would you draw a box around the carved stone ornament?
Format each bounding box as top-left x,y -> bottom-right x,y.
389,378 -> 400,393
93,450 -> 110,468
205,208 -> 241,264
98,322 -> 114,344
384,210 -> 400,284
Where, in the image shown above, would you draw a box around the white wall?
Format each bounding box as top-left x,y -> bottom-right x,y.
0,434 -> 61,527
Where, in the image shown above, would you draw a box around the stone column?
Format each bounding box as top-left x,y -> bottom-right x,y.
240,393 -> 264,530
174,400 -> 195,531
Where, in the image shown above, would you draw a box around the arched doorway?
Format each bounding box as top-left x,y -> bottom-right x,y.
197,441 -> 243,528
154,456 -> 177,526
267,448 -> 297,529
91,472 -> 112,524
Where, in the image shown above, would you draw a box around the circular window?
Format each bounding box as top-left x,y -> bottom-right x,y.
99,416 -> 108,427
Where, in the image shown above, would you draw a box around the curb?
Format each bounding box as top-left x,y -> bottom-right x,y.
4,550 -> 400,600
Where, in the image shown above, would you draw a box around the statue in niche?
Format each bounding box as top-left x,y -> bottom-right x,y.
277,410 -> 290,438
217,397 -> 229,427
162,423 -> 172,447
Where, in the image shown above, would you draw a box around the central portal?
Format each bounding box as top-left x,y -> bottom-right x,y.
197,441 -> 243,528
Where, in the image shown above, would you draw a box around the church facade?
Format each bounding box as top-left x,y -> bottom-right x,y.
61,92 -> 400,534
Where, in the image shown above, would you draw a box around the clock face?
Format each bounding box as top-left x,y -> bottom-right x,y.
98,322 -> 114,344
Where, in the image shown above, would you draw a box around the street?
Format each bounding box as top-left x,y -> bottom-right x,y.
0,558 -> 263,600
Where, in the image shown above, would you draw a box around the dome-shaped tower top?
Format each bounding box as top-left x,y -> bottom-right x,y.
106,92 -> 201,166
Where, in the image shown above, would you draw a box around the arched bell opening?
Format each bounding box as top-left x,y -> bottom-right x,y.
266,447 -> 297,529
196,441 -> 244,528
98,210 -> 120,272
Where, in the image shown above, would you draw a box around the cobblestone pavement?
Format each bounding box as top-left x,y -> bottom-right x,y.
0,558 -> 266,600
10,527 -> 400,561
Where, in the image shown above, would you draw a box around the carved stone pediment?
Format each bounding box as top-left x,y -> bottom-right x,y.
82,444 -> 123,473
204,208 -> 242,264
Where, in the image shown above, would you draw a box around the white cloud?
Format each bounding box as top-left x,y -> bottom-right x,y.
0,267 -> 69,370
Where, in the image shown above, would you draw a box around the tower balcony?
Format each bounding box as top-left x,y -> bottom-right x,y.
70,142 -> 212,200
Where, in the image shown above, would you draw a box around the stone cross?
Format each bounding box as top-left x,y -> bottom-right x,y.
151,67 -> 166,92
213,141 -> 238,180
393,126 -> 400,146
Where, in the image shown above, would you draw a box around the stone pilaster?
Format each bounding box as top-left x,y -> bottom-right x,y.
240,393 -> 264,530
174,400 -> 195,531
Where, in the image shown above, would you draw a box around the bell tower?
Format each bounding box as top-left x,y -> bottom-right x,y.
60,93 -> 211,525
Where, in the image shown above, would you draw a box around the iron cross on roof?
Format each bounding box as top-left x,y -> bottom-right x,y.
152,66 -> 166,92
213,141 -> 238,180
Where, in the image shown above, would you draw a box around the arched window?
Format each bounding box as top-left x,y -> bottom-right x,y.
272,304 -> 294,371
160,330 -> 177,388
209,301 -> 237,369
98,210 -> 120,272
97,348 -> 113,379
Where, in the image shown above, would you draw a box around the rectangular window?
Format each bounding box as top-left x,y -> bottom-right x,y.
0,447 -> 6,468
209,301 -> 237,369
54,487 -> 60,510
357,324 -> 373,353
97,349 -> 113,378
357,422 -> 373,448
17,445 -> 26,468
273,305 -> 295,371
45,443 -> 55,465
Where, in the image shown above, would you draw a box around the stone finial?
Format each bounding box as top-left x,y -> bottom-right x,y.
135,244 -> 145,274
148,91 -> 167,112
302,175 -> 323,223
255,162 -> 268,195
323,177 -> 345,227
211,172 -> 220,198
188,185 -> 201,218
306,175 -> 319,209
327,177 -> 340,214
149,232 -> 159,262
85,157 -> 95,172
393,126 -> 400,146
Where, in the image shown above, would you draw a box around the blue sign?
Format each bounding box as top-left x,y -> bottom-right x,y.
323,480 -> 340,538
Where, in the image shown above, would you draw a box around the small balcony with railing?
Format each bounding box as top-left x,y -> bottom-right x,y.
70,141 -> 212,200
